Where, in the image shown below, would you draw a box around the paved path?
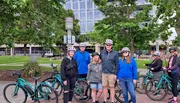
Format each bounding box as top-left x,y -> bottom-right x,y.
1,81 -> 180,103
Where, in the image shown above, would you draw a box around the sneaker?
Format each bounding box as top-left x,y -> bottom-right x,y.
95,100 -> 99,103
103,101 -> 107,103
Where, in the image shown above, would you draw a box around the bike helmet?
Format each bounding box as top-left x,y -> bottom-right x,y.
67,46 -> 76,52
105,39 -> 113,45
153,51 -> 161,56
92,52 -> 100,57
121,47 -> 130,52
169,46 -> 177,52
79,42 -> 86,47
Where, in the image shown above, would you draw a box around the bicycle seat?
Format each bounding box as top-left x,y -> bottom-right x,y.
32,77 -> 41,81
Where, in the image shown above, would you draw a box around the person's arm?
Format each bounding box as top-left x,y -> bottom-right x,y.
87,64 -> 92,80
87,53 -> 91,64
61,58 -> 67,81
75,60 -> 78,78
169,56 -> 180,70
115,52 -> 119,75
132,58 -> 138,80
151,59 -> 163,72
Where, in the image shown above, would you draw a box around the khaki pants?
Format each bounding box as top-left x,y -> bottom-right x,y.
102,73 -> 116,87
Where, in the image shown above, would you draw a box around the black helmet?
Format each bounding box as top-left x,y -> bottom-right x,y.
169,46 -> 177,52
92,52 -> 99,57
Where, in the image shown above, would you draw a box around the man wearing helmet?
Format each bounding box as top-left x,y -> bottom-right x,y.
145,51 -> 163,81
74,42 -> 91,78
100,39 -> 119,103
61,46 -> 78,103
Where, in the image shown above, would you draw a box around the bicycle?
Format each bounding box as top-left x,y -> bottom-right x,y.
145,69 -> 180,101
42,63 -> 64,97
3,69 -> 58,103
136,65 -> 153,94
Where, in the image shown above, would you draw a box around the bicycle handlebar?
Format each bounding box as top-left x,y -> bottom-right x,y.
12,69 -> 25,77
50,63 -> 58,73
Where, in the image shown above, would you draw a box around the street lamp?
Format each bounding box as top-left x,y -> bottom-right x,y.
155,37 -> 161,51
65,17 -> 73,46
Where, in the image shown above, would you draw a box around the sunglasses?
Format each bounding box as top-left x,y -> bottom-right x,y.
106,44 -> 112,46
170,51 -> 175,53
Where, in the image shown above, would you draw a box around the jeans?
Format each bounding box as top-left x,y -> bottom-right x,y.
119,78 -> 136,103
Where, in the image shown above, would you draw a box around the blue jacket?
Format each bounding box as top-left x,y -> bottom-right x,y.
100,49 -> 119,75
117,58 -> 138,80
74,50 -> 90,74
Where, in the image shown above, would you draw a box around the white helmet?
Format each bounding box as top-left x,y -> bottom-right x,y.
121,47 -> 130,52
105,39 -> 113,45
79,43 -> 86,47
153,51 -> 160,56
67,46 -> 76,52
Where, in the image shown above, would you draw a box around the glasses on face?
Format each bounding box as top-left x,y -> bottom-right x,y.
106,44 -> 112,47
170,51 -> 175,53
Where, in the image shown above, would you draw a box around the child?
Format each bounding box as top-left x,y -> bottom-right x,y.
87,52 -> 102,103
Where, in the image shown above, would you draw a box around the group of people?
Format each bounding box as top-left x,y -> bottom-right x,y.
60,38 -> 180,103
145,46 -> 180,103
60,39 -> 137,103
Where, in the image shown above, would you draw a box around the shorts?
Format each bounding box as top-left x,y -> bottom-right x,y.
90,83 -> 102,90
102,73 -> 116,87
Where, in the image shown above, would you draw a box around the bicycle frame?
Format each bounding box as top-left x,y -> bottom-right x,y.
156,72 -> 172,90
143,69 -> 153,84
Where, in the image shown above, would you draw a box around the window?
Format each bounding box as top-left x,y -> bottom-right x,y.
73,1 -> 78,10
80,11 -> 86,20
80,0 -> 85,10
94,10 -> 103,20
74,11 -> 79,19
87,21 -> 94,31
87,0 -> 93,9
87,10 -> 93,20
80,21 -> 86,33
65,2 -> 71,9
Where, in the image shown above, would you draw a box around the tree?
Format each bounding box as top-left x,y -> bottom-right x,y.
90,0 -> 156,56
0,0 -> 80,56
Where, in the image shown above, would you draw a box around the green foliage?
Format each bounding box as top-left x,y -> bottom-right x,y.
22,61 -> 42,77
90,0 -> 155,55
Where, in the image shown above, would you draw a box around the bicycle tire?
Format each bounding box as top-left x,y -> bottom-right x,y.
3,83 -> 27,103
115,82 -> 132,103
145,80 -> 167,101
73,80 -> 90,102
42,77 -> 63,97
36,84 -> 58,103
136,75 -> 147,94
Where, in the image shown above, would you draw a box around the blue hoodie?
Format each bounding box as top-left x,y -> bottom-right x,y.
74,50 -> 90,74
117,58 -> 138,80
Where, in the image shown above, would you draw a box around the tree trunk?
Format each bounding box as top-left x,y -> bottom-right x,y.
130,38 -> 135,58
24,44 -> 27,56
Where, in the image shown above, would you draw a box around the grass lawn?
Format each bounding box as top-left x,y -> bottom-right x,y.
0,56 -> 60,64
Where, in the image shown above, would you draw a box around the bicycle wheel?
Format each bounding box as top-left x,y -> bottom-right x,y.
73,80 -> 90,102
3,83 -> 27,103
43,77 -> 63,97
136,75 -> 148,94
115,82 -> 132,103
145,80 -> 167,101
36,84 -> 58,103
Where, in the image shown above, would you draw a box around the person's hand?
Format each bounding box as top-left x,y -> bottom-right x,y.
151,68 -> 154,70
87,81 -> 90,85
88,64 -> 90,69
63,80 -> 67,85
163,67 -> 167,70
114,75 -> 117,80
168,69 -> 171,72
133,80 -> 137,85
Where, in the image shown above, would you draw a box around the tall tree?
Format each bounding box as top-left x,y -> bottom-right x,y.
90,0 -> 155,55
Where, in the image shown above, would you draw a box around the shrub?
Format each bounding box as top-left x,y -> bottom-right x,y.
22,61 -> 42,77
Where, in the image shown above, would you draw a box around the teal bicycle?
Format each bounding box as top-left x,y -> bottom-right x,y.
136,65 -> 153,94
3,69 -> 58,103
145,69 -> 180,101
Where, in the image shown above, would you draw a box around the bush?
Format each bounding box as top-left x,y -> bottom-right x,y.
22,61 -> 42,77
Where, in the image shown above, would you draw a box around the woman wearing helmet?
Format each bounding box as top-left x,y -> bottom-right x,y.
145,51 -> 163,81
87,52 -> 102,103
165,47 -> 180,103
117,47 -> 138,103
61,46 -> 78,103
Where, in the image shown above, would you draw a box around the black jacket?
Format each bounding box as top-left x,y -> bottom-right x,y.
61,57 -> 78,81
146,58 -> 163,72
167,55 -> 180,74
